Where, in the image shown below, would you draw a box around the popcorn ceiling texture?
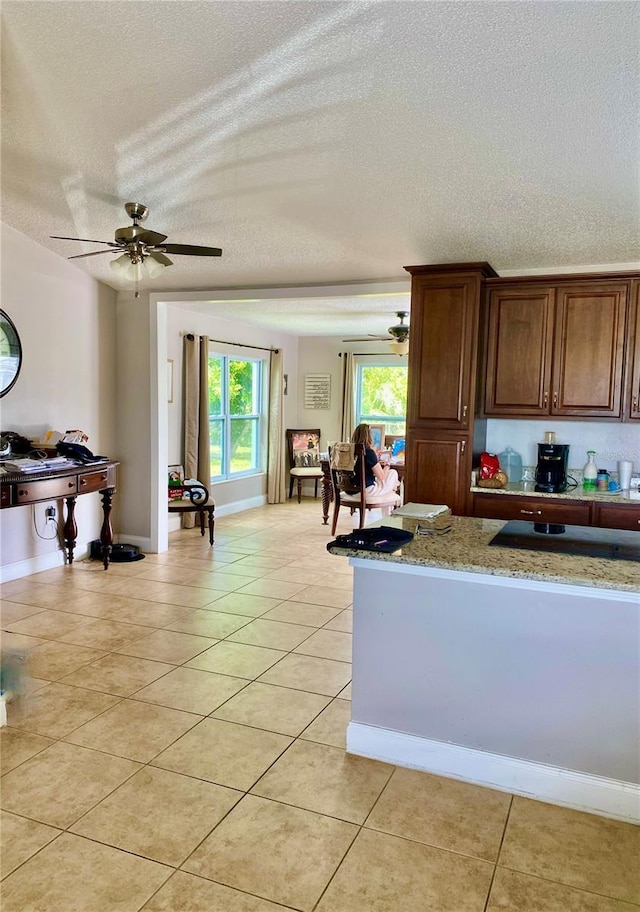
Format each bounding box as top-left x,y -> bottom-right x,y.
2,1 -> 638,329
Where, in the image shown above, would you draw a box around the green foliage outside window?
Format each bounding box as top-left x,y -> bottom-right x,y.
209,356 -> 262,478
357,364 -> 408,435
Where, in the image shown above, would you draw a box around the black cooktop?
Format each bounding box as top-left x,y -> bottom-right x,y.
489,521 -> 640,561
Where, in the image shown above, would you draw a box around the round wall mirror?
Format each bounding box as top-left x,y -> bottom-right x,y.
0,310 -> 23,398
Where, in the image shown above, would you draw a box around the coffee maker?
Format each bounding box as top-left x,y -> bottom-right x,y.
535,443 -> 569,493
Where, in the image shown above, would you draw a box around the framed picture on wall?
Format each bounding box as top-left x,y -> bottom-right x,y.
369,424 -> 385,451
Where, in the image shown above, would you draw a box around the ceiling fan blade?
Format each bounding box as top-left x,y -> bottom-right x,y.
68,249 -> 120,260
136,229 -> 168,245
50,236 -> 117,245
343,336 -> 391,342
148,252 -> 173,266
161,243 -> 222,257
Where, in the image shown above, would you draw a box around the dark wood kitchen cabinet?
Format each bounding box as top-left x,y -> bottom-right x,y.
404,263 -> 497,514
473,493 -> 640,531
405,435 -> 468,515
483,277 -> 629,419
472,493 -> 591,526
625,279 -> 640,420
592,502 -> 640,532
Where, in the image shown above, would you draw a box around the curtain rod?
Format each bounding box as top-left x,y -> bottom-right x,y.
183,333 -> 278,354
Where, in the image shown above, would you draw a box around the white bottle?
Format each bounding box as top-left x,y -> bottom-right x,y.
582,451 -> 597,490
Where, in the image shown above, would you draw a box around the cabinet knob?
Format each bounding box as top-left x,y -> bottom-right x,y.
520,509 -> 543,516
633,395 -> 639,412
553,391 -> 558,408
68,481 -> 75,488
462,405 -> 468,420
543,391 -> 548,408
461,440 -> 466,454
80,479 -> 87,486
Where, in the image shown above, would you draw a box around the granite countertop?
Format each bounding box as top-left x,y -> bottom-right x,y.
470,482 -> 639,505
327,514 -> 639,593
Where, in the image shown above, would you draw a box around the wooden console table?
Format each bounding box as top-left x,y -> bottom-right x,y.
0,461 -> 118,568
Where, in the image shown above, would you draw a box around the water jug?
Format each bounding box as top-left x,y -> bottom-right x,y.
498,446 -> 523,483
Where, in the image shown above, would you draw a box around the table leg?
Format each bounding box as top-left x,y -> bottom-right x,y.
207,507 -> 215,546
63,496 -> 78,564
100,488 -> 114,569
321,473 -> 333,525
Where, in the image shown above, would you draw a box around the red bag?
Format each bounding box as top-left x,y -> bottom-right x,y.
479,452 -> 500,479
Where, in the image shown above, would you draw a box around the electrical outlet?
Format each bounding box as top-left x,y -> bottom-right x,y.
45,506 -> 56,522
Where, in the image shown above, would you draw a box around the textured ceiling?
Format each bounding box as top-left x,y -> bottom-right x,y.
2,1 -> 638,336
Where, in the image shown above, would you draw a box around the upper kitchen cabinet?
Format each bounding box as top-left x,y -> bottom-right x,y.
483,276 -> 631,419
484,286 -> 555,416
625,279 -> 640,421
405,263 -> 497,430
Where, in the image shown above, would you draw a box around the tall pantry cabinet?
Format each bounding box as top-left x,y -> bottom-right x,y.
403,263 -> 497,514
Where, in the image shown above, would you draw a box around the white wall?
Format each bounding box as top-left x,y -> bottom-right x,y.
297,335 -> 407,446
0,224 -> 117,579
486,419 -> 639,477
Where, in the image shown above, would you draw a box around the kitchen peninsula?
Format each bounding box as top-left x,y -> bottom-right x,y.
328,512 -> 639,823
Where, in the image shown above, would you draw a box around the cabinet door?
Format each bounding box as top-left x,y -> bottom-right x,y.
626,280 -> 640,420
484,287 -> 554,415
407,274 -> 481,430
472,493 -> 591,526
405,435 -> 469,515
592,503 -> 640,531
552,284 -> 628,417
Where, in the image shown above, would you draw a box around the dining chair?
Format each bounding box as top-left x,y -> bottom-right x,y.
286,429 -> 324,503
329,443 -> 401,535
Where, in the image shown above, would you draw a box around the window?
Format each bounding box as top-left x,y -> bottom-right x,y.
355,360 -> 408,436
208,354 -> 264,480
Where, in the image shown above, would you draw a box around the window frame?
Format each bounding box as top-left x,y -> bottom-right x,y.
354,356 -> 408,435
208,350 -> 267,482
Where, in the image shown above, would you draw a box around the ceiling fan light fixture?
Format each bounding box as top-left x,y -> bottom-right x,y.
109,253 -> 131,277
388,338 -> 409,356
109,252 -> 169,282
144,256 -> 166,279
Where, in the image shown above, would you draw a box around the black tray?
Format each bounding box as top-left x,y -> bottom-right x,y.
328,525 -> 414,554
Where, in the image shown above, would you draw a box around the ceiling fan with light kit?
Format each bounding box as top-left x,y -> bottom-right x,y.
51,202 -> 222,296
344,311 -> 410,355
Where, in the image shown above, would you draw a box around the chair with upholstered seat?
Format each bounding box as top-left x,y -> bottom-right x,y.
168,480 -> 215,545
330,443 -> 401,535
286,429 -> 324,503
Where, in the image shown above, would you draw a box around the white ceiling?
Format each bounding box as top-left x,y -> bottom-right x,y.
2,1 -> 638,337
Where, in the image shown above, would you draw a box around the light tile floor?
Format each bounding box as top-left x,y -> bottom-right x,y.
1,499 -> 638,911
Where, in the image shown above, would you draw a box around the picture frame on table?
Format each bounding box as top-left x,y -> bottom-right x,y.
369,424 -> 385,452
168,464 -> 185,500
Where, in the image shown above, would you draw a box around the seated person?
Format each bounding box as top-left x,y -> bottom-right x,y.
352,423 -> 399,497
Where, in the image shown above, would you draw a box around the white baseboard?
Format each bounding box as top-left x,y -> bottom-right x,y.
115,534 -> 153,552
165,495 -> 268,537
347,722 -> 640,824
0,542 -> 94,583
214,495 -> 267,517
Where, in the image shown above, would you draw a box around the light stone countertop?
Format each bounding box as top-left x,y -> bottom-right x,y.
470,483 -> 640,505
327,514 -> 640,594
